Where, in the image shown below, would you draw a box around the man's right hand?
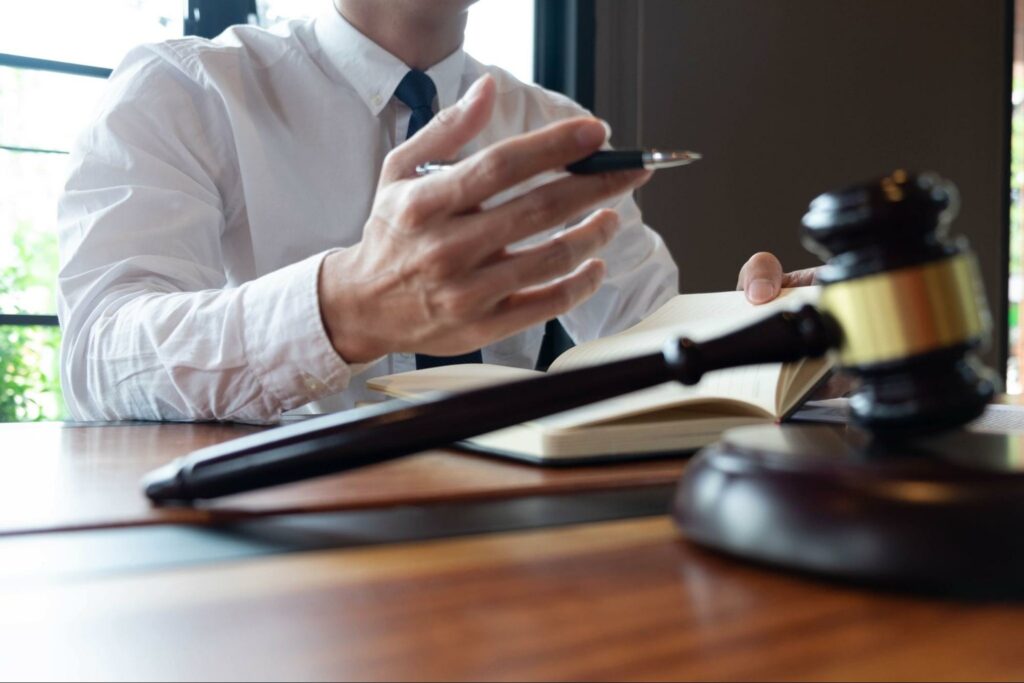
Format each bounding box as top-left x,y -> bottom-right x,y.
318,74 -> 651,363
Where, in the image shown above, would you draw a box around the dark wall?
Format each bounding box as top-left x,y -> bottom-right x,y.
594,0 -> 1010,369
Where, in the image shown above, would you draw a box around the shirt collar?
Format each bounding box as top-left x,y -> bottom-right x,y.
313,7 -> 467,117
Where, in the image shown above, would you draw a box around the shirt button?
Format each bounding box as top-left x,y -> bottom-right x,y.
371,94 -> 383,107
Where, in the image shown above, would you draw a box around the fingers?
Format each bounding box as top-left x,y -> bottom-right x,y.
737,252 -> 784,304
417,115 -> 611,214
454,169 -> 650,265
470,209 -> 620,309
381,74 -> 497,184
782,267 -> 818,288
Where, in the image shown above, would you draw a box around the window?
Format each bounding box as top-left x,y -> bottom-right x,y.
1,65 -> 117,422
463,0 -> 535,84
257,0 -> 535,83
0,0 -> 536,421
1,4 -> 185,421
0,1 -> 184,69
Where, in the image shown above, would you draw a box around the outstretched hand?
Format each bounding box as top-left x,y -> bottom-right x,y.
737,251 -> 818,304
319,74 -> 652,363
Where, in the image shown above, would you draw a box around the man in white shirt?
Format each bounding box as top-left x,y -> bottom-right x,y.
57,0 -> 804,423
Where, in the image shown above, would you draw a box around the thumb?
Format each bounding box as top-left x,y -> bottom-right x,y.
737,251 -> 784,304
381,73 -> 497,183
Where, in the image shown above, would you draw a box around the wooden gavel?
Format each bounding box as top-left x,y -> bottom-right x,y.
144,170 -> 996,502
803,169 -> 994,432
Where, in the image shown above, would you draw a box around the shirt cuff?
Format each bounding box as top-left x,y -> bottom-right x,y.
241,250 -> 353,412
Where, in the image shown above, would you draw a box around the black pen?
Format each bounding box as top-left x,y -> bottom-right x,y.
416,149 -> 701,176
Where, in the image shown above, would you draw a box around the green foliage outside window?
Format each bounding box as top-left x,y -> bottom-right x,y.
0,224 -> 64,422
1,65 -> 82,422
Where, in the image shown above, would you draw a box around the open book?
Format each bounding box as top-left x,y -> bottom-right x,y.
367,288 -> 832,463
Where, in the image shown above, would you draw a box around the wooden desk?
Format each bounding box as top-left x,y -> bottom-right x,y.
3,516 -> 1023,681
0,422 -> 685,535
5,420 -> 1024,681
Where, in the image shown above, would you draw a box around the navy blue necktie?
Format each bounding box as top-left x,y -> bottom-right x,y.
394,70 -> 483,369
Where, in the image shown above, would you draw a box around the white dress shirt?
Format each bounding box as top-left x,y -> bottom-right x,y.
57,8 -> 679,423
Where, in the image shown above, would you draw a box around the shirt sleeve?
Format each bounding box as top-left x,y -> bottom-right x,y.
57,45 -> 352,423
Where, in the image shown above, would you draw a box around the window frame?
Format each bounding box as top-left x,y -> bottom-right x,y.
532,0 -> 594,368
534,0 -> 594,109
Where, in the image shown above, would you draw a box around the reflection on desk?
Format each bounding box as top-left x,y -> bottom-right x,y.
2,517 -> 1024,680
0,421 -> 685,536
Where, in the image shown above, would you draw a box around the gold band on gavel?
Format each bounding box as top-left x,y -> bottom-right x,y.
818,253 -> 989,367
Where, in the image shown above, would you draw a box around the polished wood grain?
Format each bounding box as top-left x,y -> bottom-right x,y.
2,516 -> 1022,681
0,422 -> 685,536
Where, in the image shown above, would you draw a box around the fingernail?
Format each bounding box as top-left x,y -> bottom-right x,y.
576,120 -> 606,147
747,278 -> 777,304
600,119 -> 613,143
459,75 -> 489,109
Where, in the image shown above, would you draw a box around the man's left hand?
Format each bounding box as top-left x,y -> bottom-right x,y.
737,251 -> 819,304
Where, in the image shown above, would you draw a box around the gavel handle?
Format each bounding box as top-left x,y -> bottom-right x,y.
143,305 -> 840,502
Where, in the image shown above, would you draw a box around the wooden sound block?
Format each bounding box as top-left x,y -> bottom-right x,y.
673,424 -> 1024,595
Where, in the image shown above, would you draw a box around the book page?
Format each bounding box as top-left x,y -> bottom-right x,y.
530,386 -> 773,430
549,288 -> 822,415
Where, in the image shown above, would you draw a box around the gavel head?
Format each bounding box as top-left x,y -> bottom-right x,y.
801,170 -> 997,434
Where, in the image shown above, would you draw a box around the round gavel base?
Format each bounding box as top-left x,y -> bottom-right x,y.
673,424 -> 1024,596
